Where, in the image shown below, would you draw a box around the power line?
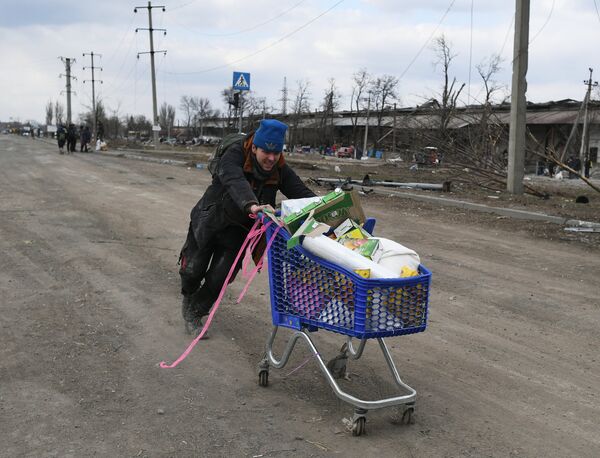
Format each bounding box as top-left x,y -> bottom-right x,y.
190,0 -> 309,37
529,0 -> 555,44
594,0 -> 600,22
165,0 -> 346,75
398,0 -> 457,81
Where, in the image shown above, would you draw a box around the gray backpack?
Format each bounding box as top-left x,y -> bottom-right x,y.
207,133 -> 246,176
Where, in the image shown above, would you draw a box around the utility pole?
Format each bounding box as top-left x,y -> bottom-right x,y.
392,102 -> 397,157
135,1 -> 166,146
281,77 -> 288,116
361,93 -> 371,160
59,57 -> 76,124
507,0 -> 530,195
83,52 -> 103,143
580,68 -> 598,178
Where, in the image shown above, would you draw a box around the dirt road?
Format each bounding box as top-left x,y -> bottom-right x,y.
1,135 -> 599,457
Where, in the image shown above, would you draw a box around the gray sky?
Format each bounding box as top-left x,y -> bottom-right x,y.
2,0 -> 600,124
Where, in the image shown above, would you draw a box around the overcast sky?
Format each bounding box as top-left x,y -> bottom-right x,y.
2,0 -> 600,124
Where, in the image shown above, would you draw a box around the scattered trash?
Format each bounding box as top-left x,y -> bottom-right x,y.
334,165 -> 341,173
575,195 -> 589,204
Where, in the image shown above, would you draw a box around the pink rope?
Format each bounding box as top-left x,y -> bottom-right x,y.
159,218 -> 263,369
236,222 -> 282,303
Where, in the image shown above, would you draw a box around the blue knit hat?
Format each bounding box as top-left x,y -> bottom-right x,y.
253,119 -> 287,153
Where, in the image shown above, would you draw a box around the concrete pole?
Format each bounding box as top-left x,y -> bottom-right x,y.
91,53 -> 97,143
146,1 -> 160,146
392,102 -> 397,156
361,93 -> 371,160
507,0 -> 530,194
580,68 -> 597,178
66,58 -> 72,124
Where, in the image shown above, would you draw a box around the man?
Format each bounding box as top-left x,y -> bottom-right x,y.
56,125 -> 67,154
179,119 -> 316,334
66,123 -> 77,154
80,125 -> 91,152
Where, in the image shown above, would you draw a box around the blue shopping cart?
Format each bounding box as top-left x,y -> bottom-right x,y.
258,217 -> 432,436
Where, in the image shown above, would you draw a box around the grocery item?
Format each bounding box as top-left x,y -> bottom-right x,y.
302,234 -> 399,279
373,237 -> 420,274
283,189 -> 365,234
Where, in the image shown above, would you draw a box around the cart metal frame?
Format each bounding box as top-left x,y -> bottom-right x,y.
258,325 -> 416,436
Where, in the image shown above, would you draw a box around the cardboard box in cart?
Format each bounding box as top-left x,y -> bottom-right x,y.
283,189 -> 366,234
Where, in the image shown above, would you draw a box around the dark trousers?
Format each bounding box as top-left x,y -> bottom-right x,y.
67,139 -> 76,152
179,223 -> 246,317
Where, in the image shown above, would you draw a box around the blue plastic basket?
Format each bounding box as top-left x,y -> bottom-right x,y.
266,219 -> 431,339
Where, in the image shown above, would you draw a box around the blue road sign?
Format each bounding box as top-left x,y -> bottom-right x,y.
233,71 -> 251,91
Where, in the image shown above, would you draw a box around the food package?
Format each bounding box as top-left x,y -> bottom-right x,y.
338,237 -> 383,263
283,189 -> 365,234
281,196 -> 322,218
333,218 -> 371,239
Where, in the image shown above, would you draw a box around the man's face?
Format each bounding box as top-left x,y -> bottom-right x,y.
252,145 -> 281,171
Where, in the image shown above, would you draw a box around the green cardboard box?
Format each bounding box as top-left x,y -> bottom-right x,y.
283,189 -> 365,234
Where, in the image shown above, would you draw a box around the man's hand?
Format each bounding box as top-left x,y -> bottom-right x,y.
249,204 -> 275,215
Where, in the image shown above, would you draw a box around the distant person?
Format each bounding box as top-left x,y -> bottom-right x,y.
56,125 -> 67,154
66,123 -> 77,154
97,121 -> 104,141
80,125 -> 91,152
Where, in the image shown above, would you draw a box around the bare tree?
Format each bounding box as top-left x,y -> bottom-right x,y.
289,79 -> 311,148
45,100 -> 53,126
159,102 -> 176,137
320,78 -> 342,145
54,101 -> 65,126
192,97 -> 213,137
472,54 -> 507,166
432,35 -> 465,141
180,96 -> 195,134
349,69 -> 370,146
369,74 -> 399,148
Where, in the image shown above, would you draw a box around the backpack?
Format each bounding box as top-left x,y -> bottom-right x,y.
207,133 -> 247,176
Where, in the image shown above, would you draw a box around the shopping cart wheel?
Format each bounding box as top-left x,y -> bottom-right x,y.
401,406 -> 415,425
258,370 -> 269,387
352,417 -> 366,436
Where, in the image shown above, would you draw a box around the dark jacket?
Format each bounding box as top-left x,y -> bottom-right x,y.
190,135 -> 315,249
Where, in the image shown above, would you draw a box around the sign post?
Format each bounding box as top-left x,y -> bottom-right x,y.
233,72 -> 251,132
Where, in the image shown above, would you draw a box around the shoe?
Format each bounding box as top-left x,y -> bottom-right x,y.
181,295 -> 193,322
184,315 -> 209,338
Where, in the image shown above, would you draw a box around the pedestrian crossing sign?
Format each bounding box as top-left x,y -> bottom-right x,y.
233,71 -> 251,91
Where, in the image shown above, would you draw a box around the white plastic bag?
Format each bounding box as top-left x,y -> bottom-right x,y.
373,237 -> 420,273
302,235 -> 400,279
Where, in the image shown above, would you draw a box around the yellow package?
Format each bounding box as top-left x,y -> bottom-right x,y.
400,266 -> 419,278
354,269 -> 371,279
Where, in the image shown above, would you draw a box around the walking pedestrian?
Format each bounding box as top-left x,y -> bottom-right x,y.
66,123 -> 77,154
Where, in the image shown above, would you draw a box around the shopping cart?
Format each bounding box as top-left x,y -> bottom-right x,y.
257,217 -> 432,436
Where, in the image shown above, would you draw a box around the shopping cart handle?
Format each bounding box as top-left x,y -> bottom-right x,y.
363,217 -> 376,234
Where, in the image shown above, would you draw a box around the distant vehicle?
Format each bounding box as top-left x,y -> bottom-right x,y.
336,146 -> 354,158
413,146 -> 440,166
